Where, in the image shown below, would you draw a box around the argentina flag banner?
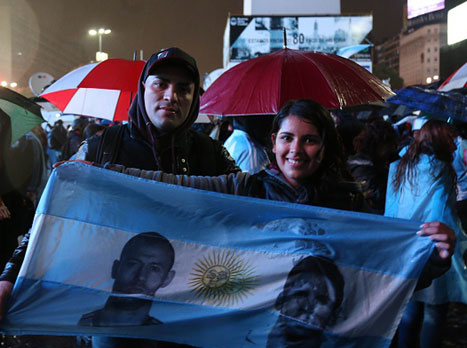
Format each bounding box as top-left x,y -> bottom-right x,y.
0,162 -> 434,347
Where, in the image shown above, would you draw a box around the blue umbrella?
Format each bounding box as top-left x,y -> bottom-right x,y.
387,86 -> 467,122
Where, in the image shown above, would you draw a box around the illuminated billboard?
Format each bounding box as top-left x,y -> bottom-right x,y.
407,0 -> 445,19
448,1 -> 467,45
224,15 -> 372,68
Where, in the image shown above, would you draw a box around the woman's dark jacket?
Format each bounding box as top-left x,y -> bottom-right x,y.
109,164 -> 364,211
80,122 -> 239,176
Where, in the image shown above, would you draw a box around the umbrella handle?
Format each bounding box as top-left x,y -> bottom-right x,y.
283,28 -> 287,49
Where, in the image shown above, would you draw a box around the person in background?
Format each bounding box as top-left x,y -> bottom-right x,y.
224,115 -> 273,174
47,119 -> 67,166
453,123 -> 467,233
385,119 -> 466,348
0,111 -> 35,272
335,116 -> 364,160
60,117 -> 88,161
84,123 -> 106,140
24,126 -> 49,206
347,120 -> 399,214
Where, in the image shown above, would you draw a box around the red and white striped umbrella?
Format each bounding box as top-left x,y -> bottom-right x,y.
438,62 -> 467,92
41,59 -> 145,121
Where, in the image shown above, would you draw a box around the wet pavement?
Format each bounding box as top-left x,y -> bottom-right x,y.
442,303 -> 467,348
1,303 -> 466,347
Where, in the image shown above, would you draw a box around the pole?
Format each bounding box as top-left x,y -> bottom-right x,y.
283,28 -> 287,49
98,34 -> 102,52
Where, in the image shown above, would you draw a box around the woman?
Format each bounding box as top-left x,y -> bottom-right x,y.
385,119 -> 466,348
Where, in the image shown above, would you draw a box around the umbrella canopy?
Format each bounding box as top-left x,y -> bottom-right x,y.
41,59 -> 145,121
438,62 -> 467,92
387,86 -> 467,122
0,87 -> 44,144
200,48 -> 394,116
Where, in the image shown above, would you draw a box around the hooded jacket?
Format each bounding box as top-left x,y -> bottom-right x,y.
77,47 -> 239,175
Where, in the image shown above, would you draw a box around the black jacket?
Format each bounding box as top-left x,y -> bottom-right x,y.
81,123 -> 239,175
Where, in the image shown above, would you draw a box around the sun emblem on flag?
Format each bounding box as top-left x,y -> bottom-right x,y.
188,250 -> 257,306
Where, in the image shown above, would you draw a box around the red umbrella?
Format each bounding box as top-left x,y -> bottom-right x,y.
41,59 -> 145,121
200,48 -> 394,116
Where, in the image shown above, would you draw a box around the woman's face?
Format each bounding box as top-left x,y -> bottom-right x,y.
272,115 -> 323,188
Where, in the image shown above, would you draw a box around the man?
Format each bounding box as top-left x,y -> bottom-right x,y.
78,232 -> 175,327
0,47 -> 239,346
75,47 -> 239,175
266,256 -> 345,348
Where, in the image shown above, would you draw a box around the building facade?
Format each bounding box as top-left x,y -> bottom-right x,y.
399,23 -> 447,86
375,35 -> 400,72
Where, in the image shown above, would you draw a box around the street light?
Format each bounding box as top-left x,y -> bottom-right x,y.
1,81 -> 17,88
89,28 -> 111,61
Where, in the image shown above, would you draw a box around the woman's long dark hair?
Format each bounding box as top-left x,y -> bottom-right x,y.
272,99 -> 346,188
393,119 -> 457,192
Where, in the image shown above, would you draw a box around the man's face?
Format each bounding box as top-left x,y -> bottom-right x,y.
112,242 -> 174,296
279,272 -> 337,329
142,64 -> 195,133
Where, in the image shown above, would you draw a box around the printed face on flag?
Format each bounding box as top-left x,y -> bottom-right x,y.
267,256 -> 344,345
111,232 -> 176,296
278,265 -> 339,328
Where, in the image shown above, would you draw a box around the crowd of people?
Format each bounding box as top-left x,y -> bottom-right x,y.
0,47 -> 466,347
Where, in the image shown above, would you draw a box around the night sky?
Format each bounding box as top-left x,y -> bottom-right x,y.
21,0 -> 404,78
